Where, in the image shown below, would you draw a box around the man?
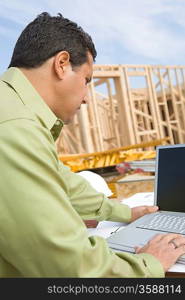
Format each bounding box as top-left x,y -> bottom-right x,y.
0,12 -> 185,277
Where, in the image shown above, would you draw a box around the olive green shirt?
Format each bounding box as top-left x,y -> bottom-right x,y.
0,67 -> 164,277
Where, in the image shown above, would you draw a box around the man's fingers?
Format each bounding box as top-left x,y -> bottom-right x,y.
175,244 -> 185,255
131,205 -> 159,222
148,234 -> 165,242
148,233 -> 184,244
135,246 -> 141,253
169,237 -> 185,249
161,233 -> 184,244
145,205 -> 159,213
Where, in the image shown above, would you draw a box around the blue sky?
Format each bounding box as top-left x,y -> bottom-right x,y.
0,0 -> 185,75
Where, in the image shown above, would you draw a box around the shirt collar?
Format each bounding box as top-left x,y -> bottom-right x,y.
0,67 -> 63,139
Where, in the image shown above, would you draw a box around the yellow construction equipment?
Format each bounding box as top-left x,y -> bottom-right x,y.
59,138 -> 169,172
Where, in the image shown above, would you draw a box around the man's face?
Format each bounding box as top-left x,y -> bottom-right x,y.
54,52 -> 93,123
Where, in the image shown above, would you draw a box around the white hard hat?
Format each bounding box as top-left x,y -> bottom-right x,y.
78,171 -> 113,197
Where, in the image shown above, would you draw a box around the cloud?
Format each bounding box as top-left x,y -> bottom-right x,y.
0,0 -> 185,67
66,0 -> 185,63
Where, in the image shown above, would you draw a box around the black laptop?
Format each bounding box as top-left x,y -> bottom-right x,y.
107,144 -> 185,264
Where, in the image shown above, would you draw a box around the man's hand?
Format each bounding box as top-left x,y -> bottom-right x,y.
135,233 -> 185,272
131,205 -> 159,222
84,220 -> 99,228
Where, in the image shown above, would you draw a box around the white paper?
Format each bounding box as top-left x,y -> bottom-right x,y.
168,263 -> 185,272
121,192 -> 154,207
87,221 -> 126,238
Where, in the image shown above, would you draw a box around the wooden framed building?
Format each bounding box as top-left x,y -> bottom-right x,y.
56,64 -> 185,154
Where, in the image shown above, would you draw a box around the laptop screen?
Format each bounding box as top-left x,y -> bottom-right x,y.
155,144 -> 185,212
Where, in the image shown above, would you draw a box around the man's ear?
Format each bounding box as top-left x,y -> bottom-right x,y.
53,51 -> 71,79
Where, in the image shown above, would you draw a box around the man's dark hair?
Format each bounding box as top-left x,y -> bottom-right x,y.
8,12 -> 97,68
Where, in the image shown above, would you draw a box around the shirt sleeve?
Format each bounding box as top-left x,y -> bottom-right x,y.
0,119 -> 164,277
58,162 -> 132,222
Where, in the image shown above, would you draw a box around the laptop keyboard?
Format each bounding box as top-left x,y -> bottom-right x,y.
137,214 -> 185,234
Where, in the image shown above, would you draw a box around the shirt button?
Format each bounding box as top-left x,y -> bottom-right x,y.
56,120 -> 60,126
